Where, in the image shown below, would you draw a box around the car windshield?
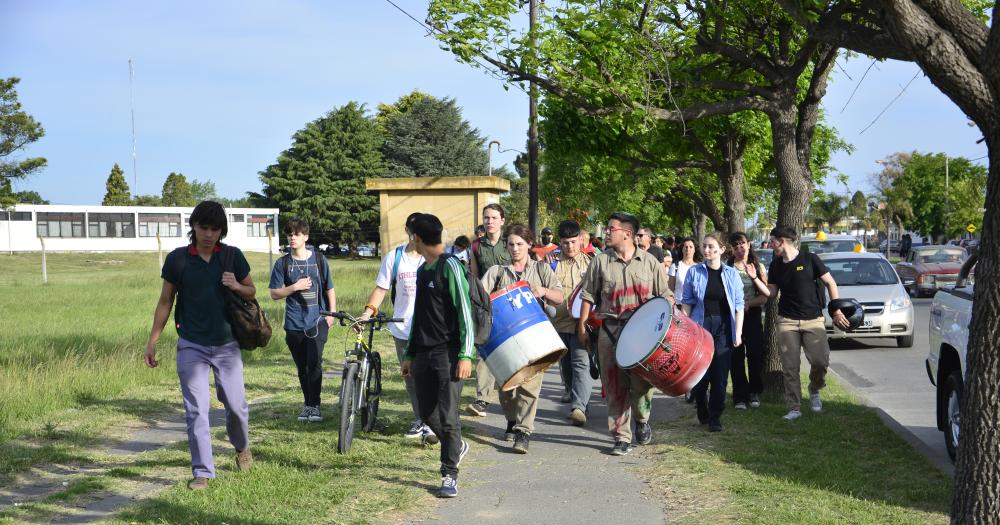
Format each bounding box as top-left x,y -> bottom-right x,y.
757,250 -> 773,268
915,249 -> 965,264
801,240 -> 860,254
824,258 -> 899,286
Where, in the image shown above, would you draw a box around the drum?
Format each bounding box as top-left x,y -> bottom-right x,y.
480,281 -> 567,391
569,284 -> 603,331
614,297 -> 714,396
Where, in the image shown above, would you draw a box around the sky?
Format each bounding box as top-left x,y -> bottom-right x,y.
1,1 -> 988,206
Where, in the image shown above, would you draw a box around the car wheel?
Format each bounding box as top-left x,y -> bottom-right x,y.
896,335 -> 914,348
943,369 -> 962,462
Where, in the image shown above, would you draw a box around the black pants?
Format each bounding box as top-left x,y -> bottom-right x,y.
731,307 -> 764,405
412,348 -> 465,478
285,322 -> 328,407
693,314 -> 733,422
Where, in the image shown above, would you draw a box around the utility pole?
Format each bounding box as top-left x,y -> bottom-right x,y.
527,0 -> 540,233
945,155 -> 950,242
128,58 -> 139,192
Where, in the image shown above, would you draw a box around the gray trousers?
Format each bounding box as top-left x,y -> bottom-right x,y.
558,332 -> 595,413
394,337 -> 421,421
176,337 -> 250,479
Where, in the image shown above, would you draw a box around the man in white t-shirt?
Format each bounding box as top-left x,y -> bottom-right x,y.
359,212 -> 432,440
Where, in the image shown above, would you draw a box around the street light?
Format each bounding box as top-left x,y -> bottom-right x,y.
487,140 -> 501,178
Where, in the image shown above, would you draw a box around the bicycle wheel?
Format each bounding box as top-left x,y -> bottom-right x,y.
362,352 -> 382,432
338,362 -> 360,454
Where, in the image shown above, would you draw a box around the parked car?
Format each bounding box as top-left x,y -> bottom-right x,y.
878,238 -> 901,255
756,248 -> 774,269
800,234 -> 865,254
357,245 -> 374,257
927,253 -> 977,461
817,252 -> 914,347
895,245 -> 967,297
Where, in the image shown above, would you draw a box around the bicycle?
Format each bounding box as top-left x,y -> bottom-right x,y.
321,310 -> 403,454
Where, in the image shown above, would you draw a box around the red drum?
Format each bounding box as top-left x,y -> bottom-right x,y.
569,284 -> 603,331
614,297 -> 714,396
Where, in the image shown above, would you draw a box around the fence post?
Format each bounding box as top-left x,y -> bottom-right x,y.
156,232 -> 163,268
267,229 -> 273,270
39,236 -> 47,284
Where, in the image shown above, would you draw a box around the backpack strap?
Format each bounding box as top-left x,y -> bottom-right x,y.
390,245 -> 405,304
282,253 -> 292,285
316,251 -> 330,311
171,246 -> 189,328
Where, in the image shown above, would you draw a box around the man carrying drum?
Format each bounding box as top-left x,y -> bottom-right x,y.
551,219 -> 595,426
578,212 -> 673,456
481,224 -> 563,454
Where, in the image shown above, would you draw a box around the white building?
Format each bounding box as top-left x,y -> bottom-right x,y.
0,204 -> 280,253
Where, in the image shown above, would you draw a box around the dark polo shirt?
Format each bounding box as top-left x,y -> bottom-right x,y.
162,244 -> 251,346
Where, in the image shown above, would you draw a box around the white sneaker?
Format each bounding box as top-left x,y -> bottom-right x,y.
734,402 -> 748,410
783,409 -> 802,421
810,393 -> 823,413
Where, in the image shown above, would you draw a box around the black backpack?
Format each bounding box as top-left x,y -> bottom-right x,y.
171,244 -> 272,350
435,253 -> 492,346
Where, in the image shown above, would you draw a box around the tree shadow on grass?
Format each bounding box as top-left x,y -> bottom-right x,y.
115,501 -> 287,525
650,398 -> 952,515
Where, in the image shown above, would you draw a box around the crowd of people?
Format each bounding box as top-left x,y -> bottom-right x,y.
143,200 -> 853,499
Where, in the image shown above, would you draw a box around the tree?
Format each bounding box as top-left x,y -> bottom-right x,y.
374,89 -> 434,135
132,194 -> 162,206
102,163 -> 132,206
0,179 -> 14,211
161,172 -> 195,207
891,152 -> 986,242
14,190 -> 47,204
808,191 -> 846,232
0,78 -> 46,184
381,95 -> 489,178
190,179 -> 218,202
257,102 -> 385,248
779,3 -> 1000,517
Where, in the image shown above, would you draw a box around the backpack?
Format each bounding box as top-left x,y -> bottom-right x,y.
172,244 -> 272,350
389,245 -> 405,305
281,248 -> 331,310
435,253 -> 492,346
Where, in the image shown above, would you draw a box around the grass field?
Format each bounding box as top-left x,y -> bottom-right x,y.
0,250 -> 953,524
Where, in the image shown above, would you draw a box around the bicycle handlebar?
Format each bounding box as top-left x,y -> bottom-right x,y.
319,310 -> 404,326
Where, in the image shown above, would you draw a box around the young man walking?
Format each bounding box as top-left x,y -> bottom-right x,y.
466,203 -> 510,417
400,213 -> 473,498
144,200 -> 256,490
269,217 -> 336,422
578,213 -> 672,455
766,226 -> 851,421
359,212 -> 430,439
552,220 -> 595,424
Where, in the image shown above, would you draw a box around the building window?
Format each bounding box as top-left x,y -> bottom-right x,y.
0,211 -> 32,221
88,213 -> 136,238
247,214 -> 274,237
138,213 -> 182,237
37,212 -> 85,238
231,214 -> 244,222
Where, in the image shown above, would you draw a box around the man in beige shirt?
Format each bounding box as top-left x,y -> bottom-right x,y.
578,212 -> 672,456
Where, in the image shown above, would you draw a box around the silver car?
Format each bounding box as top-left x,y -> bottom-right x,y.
818,252 -> 914,348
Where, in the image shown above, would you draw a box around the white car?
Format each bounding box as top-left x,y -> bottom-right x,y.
818,252 -> 914,347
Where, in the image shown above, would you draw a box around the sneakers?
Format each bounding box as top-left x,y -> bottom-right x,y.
560,392 -> 572,403
708,419 -> 723,432
421,425 -> 437,443
457,439 -> 470,466
503,421 -> 516,442
405,420 -> 425,439
236,448 -> 253,472
569,408 -> 587,427
734,402 -> 748,410
437,474 -> 458,498
810,392 -> 823,413
512,431 -> 530,454
307,406 -> 322,422
421,430 -> 440,446
783,409 -> 802,421
297,406 -> 310,422
635,421 -> 652,445
749,393 -> 761,408
187,477 -> 209,490
610,440 -> 631,456
466,400 -> 489,417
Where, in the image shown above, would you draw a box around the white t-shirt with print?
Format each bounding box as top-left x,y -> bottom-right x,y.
375,245 -> 425,340
669,260 -> 693,303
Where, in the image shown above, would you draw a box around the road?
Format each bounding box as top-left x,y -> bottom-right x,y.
826,297 -> 954,474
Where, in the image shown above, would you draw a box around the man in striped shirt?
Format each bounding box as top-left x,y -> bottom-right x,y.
401,213 -> 473,498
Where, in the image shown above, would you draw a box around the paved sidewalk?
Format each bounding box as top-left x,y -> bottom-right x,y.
404,366 -> 681,524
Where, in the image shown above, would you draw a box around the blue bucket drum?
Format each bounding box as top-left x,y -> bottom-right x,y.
479,281 -> 567,391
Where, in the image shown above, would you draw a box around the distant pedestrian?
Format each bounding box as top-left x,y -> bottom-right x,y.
636,227 -> 665,263
144,200 -> 255,491
727,231 -> 770,410
449,235 -> 472,267
268,217 -> 336,423
475,224 -> 486,239
592,236 -> 604,252
669,237 -> 702,304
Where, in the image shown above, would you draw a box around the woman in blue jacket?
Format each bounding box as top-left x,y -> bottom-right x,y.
682,233 -> 744,432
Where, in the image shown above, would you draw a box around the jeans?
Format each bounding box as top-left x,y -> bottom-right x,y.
731,307 -> 763,405
284,321 -> 328,407
412,348 -> 465,478
558,332 -> 594,412
693,314 -> 733,422
176,337 -> 250,479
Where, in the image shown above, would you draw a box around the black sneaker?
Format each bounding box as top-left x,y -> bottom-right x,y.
635,421 -> 652,445
466,400 -> 489,417
610,440 -> 631,456
437,474 -> 458,498
457,440 -> 470,466
749,393 -> 761,408
708,418 -> 723,432
512,431 -> 530,454
503,420 -> 516,442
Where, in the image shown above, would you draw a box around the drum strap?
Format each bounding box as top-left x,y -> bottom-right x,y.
601,321 -> 623,345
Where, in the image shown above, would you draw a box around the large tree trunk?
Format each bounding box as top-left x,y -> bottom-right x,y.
717,157 -> 747,235
694,213 -> 707,241
952,131 -> 1000,524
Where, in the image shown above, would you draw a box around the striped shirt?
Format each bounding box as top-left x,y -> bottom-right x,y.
579,248 -> 672,321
